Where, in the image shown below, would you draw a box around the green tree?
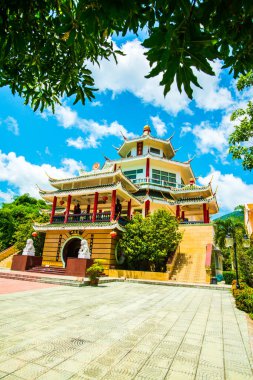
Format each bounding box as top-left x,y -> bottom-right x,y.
119,210 -> 182,271
214,218 -> 245,271
239,247 -> 253,287
229,71 -> 253,170
0,194 -> 49,253
1,1 -> 253,111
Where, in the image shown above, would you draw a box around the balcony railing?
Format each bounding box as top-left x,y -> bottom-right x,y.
131,177 -> 184,189
52,212 -> 127,224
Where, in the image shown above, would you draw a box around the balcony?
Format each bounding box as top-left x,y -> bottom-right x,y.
131,177 -> 184,189
52,212 -> 128,225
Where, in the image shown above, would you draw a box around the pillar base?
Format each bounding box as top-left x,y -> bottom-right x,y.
11,255 -> 43,271
65,258 -> 94,277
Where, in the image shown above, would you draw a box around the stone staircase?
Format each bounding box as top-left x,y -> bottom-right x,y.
27,266 -> 66,275
170,224 -> 214,283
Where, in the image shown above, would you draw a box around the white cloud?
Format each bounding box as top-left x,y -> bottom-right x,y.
0,189 -> 15,204
150,116 -> 167,137
198,167 -> 253,212
48,105 -> 137,149
4,116 -> 19,135
54,104 -> 78,128
91,39 -> 191,115
193,61 -> 233,111
66,136 -> 100,149
91,101 -> 102,107
0,151 -> 85,198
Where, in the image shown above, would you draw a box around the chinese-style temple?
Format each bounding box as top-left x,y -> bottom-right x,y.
32,125 -> 220,282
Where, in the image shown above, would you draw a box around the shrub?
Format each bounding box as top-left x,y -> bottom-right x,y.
223,271 -> 236,285
86,261 -> 104,280
232,282 -> 253,315
239,248 -> 253,287
118,210 -> 182,272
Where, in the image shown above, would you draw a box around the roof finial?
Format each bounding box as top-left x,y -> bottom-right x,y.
143,125 -> 151,135
112,145 -> 120,151
120,130 -> 128,140
167,132 -> 175,141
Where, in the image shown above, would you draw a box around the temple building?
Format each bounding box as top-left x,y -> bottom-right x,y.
34,125 -> 219,282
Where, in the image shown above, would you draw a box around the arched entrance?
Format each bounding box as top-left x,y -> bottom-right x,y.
61,236 -> 82,267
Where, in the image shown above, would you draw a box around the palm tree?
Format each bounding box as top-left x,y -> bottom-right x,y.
214,218 -> 245,270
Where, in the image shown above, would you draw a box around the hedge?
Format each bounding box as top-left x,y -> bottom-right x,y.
223,271 -> 236,285
232,281 -> 253,318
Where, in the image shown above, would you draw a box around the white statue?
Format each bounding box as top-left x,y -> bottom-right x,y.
78,239 -> 91,259
22,239 -> 35,256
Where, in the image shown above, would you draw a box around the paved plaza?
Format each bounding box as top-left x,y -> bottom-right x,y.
0,281 -> 252,380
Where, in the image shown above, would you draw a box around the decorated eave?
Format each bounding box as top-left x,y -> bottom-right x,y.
103,154 -> 195,182
169,184 -> 213,199
117,134 -> 175,159
33,220 -> 125,232
47,167 -> 138,193
39,182 -> 142,207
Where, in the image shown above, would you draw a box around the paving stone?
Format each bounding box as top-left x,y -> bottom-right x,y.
0,283 -> 252,380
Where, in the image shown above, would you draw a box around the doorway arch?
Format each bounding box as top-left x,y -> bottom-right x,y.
61,236 -> 82,267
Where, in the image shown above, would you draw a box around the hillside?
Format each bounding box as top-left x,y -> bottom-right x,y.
213,210 -> 244,223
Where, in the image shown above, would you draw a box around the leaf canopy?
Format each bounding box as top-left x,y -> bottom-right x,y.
1,1 -> 253,111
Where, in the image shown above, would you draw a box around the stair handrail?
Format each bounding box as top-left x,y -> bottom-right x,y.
0,245 -> 19,262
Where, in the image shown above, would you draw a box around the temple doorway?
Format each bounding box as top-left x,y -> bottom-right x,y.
62,237 -> 82,267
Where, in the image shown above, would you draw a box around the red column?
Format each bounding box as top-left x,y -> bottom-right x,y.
203,203 -> 207,223
181,211 -> 185,220
86,204 -> 90,214
64,195 -> 71,223
145,200 -> 150,217
127,199 -> 132,219
176,205 -> 180,219
92,192 -> 99,222
50,196 -> 57,224
110,190 -> 116,221
146,158 -> 150,179
207,209 -> 210,223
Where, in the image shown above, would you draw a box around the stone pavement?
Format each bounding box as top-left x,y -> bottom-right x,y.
0,278 -> 58,294
0,282 -> 252,380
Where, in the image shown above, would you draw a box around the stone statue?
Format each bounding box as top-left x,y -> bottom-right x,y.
22,239 -> 35,256
78,239 -> 91,259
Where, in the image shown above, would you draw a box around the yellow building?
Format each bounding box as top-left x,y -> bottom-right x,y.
245,204 -> 253,238
34,125 -> 219,281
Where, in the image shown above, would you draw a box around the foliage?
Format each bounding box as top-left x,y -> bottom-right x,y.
239,248 -> 253,288
86,260 -> 104,280
232,281 -> 253,316
1,1 -> 253,111
118,210 -> 182,272
214,218 -> 245,250
0,194 -> 49,254
222,271 -> 236,285
229,71 -> 253,170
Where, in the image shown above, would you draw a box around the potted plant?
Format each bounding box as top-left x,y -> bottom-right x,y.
86,260 -> 104,286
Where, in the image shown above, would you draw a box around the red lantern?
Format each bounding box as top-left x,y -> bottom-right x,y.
32,232 -> 38,238
60,200 -> 64,205
110,231 -> 117,239
102,196 -> 108,203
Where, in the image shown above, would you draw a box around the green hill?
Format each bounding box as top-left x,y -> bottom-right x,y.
213,210 -> 244,223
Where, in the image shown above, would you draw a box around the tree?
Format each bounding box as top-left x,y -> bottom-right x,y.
239,247 -> 253,287
1,1 -> 253,111
214,218 -> 245,270
229,71 -> 253,170
119,210 -> 182,271
0,194 -> 49,253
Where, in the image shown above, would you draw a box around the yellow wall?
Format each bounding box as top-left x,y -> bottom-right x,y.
108,269 -> 169,281
42,229 -> 118,274
178,224 -> 214,254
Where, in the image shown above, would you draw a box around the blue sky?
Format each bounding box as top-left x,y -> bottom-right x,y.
0,35 -> 253,217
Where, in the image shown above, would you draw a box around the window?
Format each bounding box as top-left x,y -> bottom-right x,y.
137,142 -> 143,155
152,169 -> 176,187
126,151 -> 131,157
150,147 -> 160,155
124,169 -> 143,181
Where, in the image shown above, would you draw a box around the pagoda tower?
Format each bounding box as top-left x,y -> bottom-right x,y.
34,125 -> 219,277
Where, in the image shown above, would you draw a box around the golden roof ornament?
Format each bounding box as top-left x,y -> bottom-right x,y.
143,124 -> 151,135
